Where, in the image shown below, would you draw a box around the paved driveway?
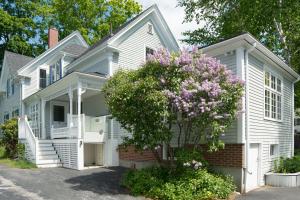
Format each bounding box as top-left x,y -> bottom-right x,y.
236,186 -> 300,200
0,165 -> 145,200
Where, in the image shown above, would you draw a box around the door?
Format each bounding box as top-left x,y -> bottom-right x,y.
247,143 -> 260,191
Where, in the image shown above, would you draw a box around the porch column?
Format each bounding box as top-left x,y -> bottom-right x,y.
41,99 -> 46,139
77,82 -> 82,138
68,88 -> 73,127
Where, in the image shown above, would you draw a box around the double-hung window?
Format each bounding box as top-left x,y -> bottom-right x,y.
264,71 -> 282,121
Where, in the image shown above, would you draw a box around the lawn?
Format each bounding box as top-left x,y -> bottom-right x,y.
0,146 -> 36,169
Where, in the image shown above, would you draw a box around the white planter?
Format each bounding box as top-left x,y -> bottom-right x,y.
265,172 -> 300,187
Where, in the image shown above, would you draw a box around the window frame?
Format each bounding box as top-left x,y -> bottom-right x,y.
147,22 -> 153,35
145,46 -> 155,61
264,68 -> 283,122
3,112 -> 9,122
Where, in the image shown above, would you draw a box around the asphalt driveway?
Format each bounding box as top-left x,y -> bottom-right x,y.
236,186 -> 300,200
0,165 -> 145,200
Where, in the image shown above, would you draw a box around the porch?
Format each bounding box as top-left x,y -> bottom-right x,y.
20,72 -> 126,169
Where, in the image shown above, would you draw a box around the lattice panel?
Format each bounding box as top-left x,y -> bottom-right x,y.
53,142 -> 78,169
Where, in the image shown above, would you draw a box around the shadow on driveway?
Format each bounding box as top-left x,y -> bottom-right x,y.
65,167 -> 130,195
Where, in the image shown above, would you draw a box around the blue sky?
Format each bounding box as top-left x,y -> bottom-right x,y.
137,0 -> 200,47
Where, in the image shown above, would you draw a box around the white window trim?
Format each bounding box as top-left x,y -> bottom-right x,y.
263,66 -> 284,122
144,45 -> 155,62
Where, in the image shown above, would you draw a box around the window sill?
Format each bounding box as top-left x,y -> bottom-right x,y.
264,117 -> 283,123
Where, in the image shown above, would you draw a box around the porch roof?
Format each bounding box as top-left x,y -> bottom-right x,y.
24,72 -> 107,102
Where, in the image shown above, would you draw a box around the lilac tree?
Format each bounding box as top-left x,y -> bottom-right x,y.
103,48 -> 244,161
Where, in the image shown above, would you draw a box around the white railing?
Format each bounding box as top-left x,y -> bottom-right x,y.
18,116 -> 39,163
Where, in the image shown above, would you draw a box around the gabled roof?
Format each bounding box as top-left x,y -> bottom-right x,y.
61,44 -> 88,57
18,31 -> 88,76
201,33 -> 300,80
67,4 -> 179,70
4,51 -> 33,74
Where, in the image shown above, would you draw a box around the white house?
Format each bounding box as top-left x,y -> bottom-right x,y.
0,4 -> 298,193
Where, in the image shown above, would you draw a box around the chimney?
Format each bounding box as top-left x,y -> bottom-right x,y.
48,27 -> 58,49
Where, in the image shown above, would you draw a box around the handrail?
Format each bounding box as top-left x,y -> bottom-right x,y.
20,115 -> 39,163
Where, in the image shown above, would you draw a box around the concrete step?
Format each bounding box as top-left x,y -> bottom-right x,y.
38,154 -> 59,160
37,163 -> 62,168
39,146 -> 55,151
39,143 -> 53,147
36,159 -> 61,165
38,140 -> 53,144
38,151 -> 57,156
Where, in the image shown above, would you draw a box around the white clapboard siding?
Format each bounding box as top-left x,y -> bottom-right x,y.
23,68 -> 39,99
215,52 -> 238,144
248,54 -> 293,185
113,20 -> 163,73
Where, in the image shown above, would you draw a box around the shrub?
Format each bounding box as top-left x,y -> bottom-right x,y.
0,118 -> 19,159
274,156 -> 300,173
122,167 -> 235,200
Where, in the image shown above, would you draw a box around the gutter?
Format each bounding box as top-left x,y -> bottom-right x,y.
243,42 -> 256,193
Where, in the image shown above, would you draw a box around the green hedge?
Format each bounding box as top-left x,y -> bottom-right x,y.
274,156 -> 300,173
122,167 -> 235,200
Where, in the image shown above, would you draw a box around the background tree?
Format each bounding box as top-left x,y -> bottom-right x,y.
50,0 -> 142,45
178,0 -> 300,107
103,48 -> 244,163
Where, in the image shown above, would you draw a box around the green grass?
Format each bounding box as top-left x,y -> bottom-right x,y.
0,158 -> 36,169
0,146 -> 36,169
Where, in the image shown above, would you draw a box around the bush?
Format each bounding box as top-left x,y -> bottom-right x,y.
274,156 -> 300,173
0,118 -> 20,159
122,167 -> 235,200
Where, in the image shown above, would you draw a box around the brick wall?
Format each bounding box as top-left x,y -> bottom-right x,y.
119,145 -> 162,161
201,144 -> 244,168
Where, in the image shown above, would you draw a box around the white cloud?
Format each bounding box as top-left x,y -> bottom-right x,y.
137,0 -> 199,47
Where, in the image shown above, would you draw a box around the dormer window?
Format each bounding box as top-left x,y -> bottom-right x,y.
40,69 -> 47,89
147,23 -> 153,34
50,59 -> 62,84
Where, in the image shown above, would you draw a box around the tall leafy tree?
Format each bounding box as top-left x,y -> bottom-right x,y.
50,0 -> 142,45
0,0 -> 50,58
178,0 -> 300,107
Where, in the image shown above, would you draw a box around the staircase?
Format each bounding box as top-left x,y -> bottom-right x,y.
36,140 -> 62,168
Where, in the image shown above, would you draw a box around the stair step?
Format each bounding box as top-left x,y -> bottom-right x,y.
38,140 -> 53,144
38,151 -> 57,156
39,143 -> 53,147
39,146 -> 55,151
38,154 -> 59,160
37,163 -> 62,168
36,159 -> 61,165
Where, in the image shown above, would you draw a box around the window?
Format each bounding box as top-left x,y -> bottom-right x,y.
295,118 -> 300,126
30,104 -> 39,137
12,108 -> 19,118
50,59 -> 62,84
6,79 -> 10,97
53,105 -> 64,122
39,69 -> 47,89
147,23 -> 153,34
145,47 -> 154,60
264,71 -> 282,120
270,144 -> 279,157
4,113 -> 9,122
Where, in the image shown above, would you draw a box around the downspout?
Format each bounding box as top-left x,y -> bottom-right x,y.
243,42 -> 256,193
292,77 -> 300,157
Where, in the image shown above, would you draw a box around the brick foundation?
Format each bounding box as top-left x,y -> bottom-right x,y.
201,144 -> 244,168
118,145 -> 162,161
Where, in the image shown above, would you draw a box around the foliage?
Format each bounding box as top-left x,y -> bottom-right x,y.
178,0 -> 300,107
103,48 -> 244,158
174,148 -> 208,169
274,156 -> 300,173
0,118 -> 19,159
122,166 -> 236,200
0,0 -> 50,58
50,0 -> 142,45
0,0 -> 141,60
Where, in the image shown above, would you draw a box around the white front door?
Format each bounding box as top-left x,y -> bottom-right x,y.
247,143 -> 260,191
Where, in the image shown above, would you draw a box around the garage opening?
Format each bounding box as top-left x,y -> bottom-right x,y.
84,143 -> 104,167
